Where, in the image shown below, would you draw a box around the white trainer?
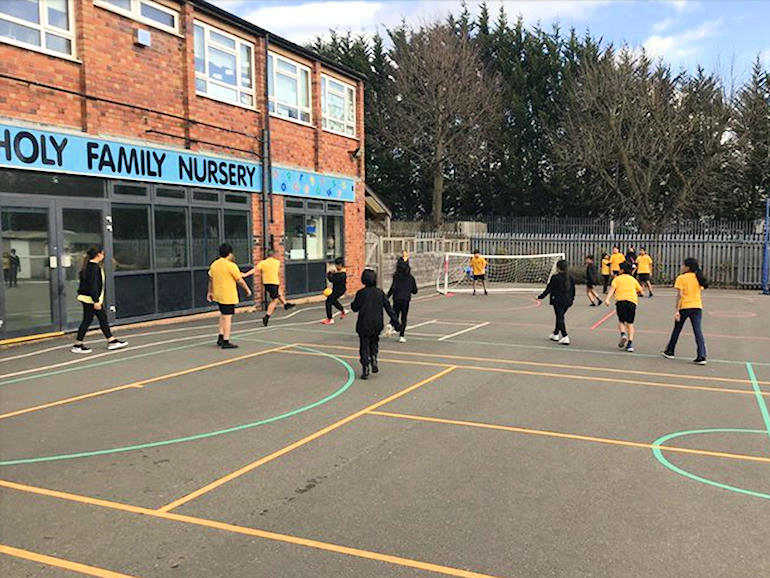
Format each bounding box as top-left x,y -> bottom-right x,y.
549,333 -> 560,341
558,335 -> 571,345
399,336 -> 406,343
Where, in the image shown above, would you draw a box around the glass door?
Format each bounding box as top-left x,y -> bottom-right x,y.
0,197 -> 58,338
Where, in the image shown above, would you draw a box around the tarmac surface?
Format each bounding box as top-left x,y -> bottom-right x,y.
1,288 -> 769,577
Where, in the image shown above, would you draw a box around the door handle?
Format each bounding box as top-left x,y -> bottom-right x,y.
49,256 -> 58,268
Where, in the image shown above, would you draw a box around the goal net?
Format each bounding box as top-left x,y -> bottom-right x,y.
437,252 -> 565,294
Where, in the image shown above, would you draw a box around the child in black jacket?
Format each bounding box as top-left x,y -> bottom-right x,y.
584,255 -> 602,306
322,257 -> 347,324
537,259 -> 576,345
387,257 -> 418,343
351,269 -> 401,380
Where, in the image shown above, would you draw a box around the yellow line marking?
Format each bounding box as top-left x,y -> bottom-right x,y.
367,411 -> 770,465
0,344 -> 294,421
158,366 -> 457,513
293,342 -> 770,387
0,479 -> 496,578
278,349 -> 768,398
0,331 -> 64,346
0,543 -> 135,577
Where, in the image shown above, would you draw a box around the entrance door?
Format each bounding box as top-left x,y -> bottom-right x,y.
0,197 -> 58,337
0,196 -> 109,339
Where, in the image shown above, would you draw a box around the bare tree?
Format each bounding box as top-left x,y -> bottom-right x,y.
555,49 -> 731,232
382,24 -> 502,227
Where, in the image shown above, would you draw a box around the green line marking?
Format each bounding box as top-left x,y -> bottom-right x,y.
652,428 -> 770,500
0,343 -> 354,466
746,362 -> 770,445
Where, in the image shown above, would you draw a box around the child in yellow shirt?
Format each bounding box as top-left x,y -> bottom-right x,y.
635,248 -> 654,297
605,262 -> 643,352
469,250 -> 488,296
662,258 -> 708,365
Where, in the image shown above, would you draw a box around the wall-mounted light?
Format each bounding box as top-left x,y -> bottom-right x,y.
349,147 -> 362,160
135,29 -> 152,47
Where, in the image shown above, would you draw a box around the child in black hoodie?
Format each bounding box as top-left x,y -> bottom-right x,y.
387,257 -> 418,343
351,269 -> 401,379
322,257 -> 347,324
537,259 -> 576,345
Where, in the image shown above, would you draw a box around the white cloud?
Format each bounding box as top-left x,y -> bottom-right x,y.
643,18 -> 722,60
666,0 -> 698,13
652,17 -> 675,33
761,49 -> 770,68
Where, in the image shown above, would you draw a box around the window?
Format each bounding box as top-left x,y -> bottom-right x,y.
194,21 -> 254,108
0,0 -> 74,57
114,183 -> 147,196
321,75 -> 356,137
325,214 -> 343,259
285,213 -> 305,261
95,0 -> 178,34
267,52 -> 311,124
156,187 -> 186,200
113,205 -> 150,270
305,214 -> 325,260
192,189 -> 219,203
154,206 -> 188,269
191,209 -> 219,267
223,211 -> 249,264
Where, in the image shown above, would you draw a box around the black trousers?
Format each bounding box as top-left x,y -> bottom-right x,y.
393,299 -> 410,337
76,302 -> 112,341
325,290 -> 345,319
358,333 -> 379,366
602,274 -> 610,292
553,304 -> 569,337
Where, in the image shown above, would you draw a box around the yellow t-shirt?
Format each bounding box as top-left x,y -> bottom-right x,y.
636,254 -> 653,275
470,255 -> 487,275
611,274 -> 643,304
600,258 -> 610,276
609,252 -> 626,273
209,257 -> 242,305
257,257 -> 281,286
675,272 -> 703,309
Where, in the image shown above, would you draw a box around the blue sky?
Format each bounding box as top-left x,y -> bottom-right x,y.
211,1 -> 770,83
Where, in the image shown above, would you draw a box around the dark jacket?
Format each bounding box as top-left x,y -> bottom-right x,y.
77,261 -> 104,303
538,272 -> 576,308
326,270 -> 347,295
387,274 -> 418,302
585,263 -> 598,285
351,270 -> 399,336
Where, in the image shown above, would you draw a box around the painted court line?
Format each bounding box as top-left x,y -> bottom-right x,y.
746,362 -> 770,446
0,544 -> 136,578
438,322 -> 490,341
0,344 -> 294,421
0,480 -> 497,578
158,366 -> 457,513
366,411 -> 770,465
591,309 -> 615,330
407,319 -> 438,330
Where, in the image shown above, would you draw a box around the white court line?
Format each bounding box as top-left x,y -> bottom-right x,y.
437,321 -> 491,342
431,320 -> 480,326
406,319 -> 437,330
408,332 -> 447,338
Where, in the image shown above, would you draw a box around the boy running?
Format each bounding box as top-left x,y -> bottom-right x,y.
584,255 -> 602,306
470,249 -> 488,295
609,246 -> 626,277
636,248 -> 654,297
208,243 -> 253,349
605,261 -> 643,352
321,257 -> 347,324
600,253 -> 611,293
257,249 -> 295,327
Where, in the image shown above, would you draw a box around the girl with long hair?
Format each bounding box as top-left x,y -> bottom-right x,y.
662,257 -> 709,365
538,259 -> 576,345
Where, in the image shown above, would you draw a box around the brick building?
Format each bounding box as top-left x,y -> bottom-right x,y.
0,0 -> 366,340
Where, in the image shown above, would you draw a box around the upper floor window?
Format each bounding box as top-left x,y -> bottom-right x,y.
267,52 -> 311,124
321,75 -> 356,137
0,0 -> 74,57
194,20 -> 254,108
95,0 -> 178,34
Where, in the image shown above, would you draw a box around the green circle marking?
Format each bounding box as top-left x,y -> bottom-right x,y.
652,428 -> 770,500
0,344 -> 355,466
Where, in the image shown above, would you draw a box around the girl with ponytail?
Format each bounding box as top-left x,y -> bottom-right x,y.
72,246 -> 126,354
662,257 -> 708,365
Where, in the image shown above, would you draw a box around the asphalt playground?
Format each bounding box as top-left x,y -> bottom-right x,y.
1,288 -> 769,577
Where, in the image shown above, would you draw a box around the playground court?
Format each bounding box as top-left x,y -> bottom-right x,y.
1,288 -> 769,577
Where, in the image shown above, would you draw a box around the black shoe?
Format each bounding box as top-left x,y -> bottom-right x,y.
221,342 -> 239,349
648,293 -> 654,298
262,315 -> 269,327
596,299 -> 603,306
484,290 -> 488,295
360,365 -> 370,380
284,303 -> 295,310
107,339 -> 127,350
590,302 -> 597,307
371,357 -> 379,373
217,335 -> 224,346
662,350 -> 675,359
71,343 -> 92,354
693,357 -> 707,365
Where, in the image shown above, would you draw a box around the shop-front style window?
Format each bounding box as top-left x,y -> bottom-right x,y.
95,0 -> 178,33
321,75 -> 356,137
0,0 -> 75,57
267,52 -> 311,124
194,21 -> 255,108
112,204 -> 151,271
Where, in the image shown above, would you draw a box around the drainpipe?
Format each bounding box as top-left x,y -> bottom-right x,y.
261,33 -> 272,310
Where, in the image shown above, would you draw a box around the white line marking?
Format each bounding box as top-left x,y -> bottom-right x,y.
408,332 -> 448,338
406,320 -> 437,330
437,321 -> 491,342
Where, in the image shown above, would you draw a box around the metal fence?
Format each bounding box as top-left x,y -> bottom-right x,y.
469,233 -> 767,288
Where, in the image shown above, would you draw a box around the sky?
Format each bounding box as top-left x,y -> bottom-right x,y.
210,0 -> 770,84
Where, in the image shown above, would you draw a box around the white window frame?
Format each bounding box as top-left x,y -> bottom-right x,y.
0,0 -> 77,60
267,51 -> 312,126
194,20 -> 256,110
94,0 -> 179,35
321,74 -> 357,138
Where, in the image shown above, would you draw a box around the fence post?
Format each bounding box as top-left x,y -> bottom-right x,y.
763,197 -> 770,295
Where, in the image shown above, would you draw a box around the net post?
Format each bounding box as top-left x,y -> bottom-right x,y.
443,253 -> 449,295
762,197 -> 769,295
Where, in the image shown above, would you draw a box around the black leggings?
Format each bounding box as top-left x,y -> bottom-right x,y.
602,275 -> 610,292
325,291 -> 345,319
553,304 -> 569,337
393,299 -> 410,337
359,333 -> 379,366
76,302 -> 112,342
